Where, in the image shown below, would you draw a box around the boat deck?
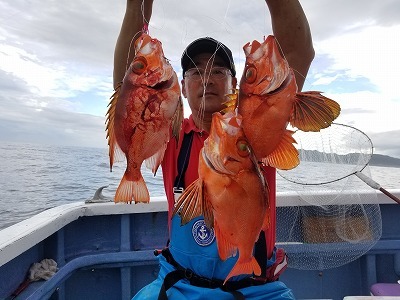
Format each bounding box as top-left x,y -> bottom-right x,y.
1,191 -> 400,300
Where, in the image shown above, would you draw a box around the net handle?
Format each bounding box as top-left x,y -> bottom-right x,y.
355,171 -> 400,204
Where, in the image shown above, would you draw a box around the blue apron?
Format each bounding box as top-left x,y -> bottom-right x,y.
132,215 -> 295,299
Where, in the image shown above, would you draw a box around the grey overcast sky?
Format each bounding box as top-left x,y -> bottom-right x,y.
1,0 -> 399,157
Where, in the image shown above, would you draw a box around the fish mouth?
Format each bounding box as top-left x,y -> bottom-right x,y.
152,76 -> 175,90
202,148 -> 236,175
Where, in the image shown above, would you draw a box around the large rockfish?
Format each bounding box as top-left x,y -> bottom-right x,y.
106,32 -> 183,203
173,110 -> 270,283
238,35 -> 340,170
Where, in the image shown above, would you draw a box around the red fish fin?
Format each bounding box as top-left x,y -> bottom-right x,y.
262,211 -> 270,232
105,83 -> 125,171
224,256 -> 261,284
114,171 -> 150,204
214,219 -> 237,261
261,130 -> 299,170
171,96 -> 184,142
173,179 -> 204,225
145,143 -> 167,175
290,91 -> 341,132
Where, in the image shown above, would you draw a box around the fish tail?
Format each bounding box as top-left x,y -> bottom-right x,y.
114,171 -> 150,204
224,256 -> 261,284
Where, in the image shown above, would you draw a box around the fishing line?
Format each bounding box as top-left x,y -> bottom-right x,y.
125,30 -> 145,72
183,40 -> 231,132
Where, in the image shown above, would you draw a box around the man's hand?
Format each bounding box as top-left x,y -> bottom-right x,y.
113,0 -> 154,88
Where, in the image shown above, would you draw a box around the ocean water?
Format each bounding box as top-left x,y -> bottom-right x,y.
0,142 -> 399,230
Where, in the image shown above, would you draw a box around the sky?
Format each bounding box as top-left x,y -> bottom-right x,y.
0,0 -> 399,158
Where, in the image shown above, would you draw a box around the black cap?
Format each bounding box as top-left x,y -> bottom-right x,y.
181,37 -> 236,77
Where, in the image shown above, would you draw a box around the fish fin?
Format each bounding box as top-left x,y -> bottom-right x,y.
105,83 -> 125,171
114,171 -> 150,204
261,130 -> 299,170
262,210 -> 270,232
214,219 -> 237,261
145,143 -> 167,175
171,96 -> 184,142
224,256 -> 261,284
220,90 -> 238,114
290,91 -> 341,132
173,179 -> 203,225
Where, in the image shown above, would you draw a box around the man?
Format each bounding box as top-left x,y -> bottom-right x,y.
114,1 -> 314,299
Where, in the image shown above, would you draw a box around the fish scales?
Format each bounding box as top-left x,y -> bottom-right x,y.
238,35 -> 340,170
106,32 -> 183,204
174,109 -> 270,283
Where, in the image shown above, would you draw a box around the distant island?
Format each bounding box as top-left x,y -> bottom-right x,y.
298,150 -> 400,168
369,154 -> 400,168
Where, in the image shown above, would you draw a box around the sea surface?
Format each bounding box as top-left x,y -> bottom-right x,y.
1,142 -> 399,230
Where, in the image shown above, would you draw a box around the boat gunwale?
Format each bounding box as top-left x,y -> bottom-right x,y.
1,189 -> 399,268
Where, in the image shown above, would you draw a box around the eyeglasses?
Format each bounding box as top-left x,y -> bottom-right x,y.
184,67 -> 232,81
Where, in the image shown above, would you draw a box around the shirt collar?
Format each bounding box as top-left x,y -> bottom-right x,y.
183,115 -> 204,134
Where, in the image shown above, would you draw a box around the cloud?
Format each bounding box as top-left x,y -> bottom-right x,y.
369,130 -> 400,158
314,25 -> 400,98
0,106 -> 107,148
324,90 -> 400,133
0,0 -> 399,159
302,0 -> 400,39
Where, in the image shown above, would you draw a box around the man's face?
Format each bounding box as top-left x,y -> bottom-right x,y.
182,53 -> 237,115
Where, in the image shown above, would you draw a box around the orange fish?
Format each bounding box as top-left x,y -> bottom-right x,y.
106,32 -> 183,203
173,108 -> 269,283
238,35 -> 340,170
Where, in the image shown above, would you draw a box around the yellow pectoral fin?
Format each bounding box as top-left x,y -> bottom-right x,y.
173,179 -> 204,225
261,130 -> 299,170
290,91 -> 341,132
220,91 -> 238,114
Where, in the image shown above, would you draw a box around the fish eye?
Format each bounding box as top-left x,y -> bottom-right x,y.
132,57 -> 147,74
236,139 -> 250,157
245,66 -> 257,83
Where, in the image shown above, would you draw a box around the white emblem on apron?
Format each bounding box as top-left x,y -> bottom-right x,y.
192,219 -> 215,246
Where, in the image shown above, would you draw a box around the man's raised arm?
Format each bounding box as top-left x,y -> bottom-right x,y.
113,0 -> 154,89
266,0 -> 315,90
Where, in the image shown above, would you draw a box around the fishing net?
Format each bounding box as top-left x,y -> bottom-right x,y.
276,123 -> 385,270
